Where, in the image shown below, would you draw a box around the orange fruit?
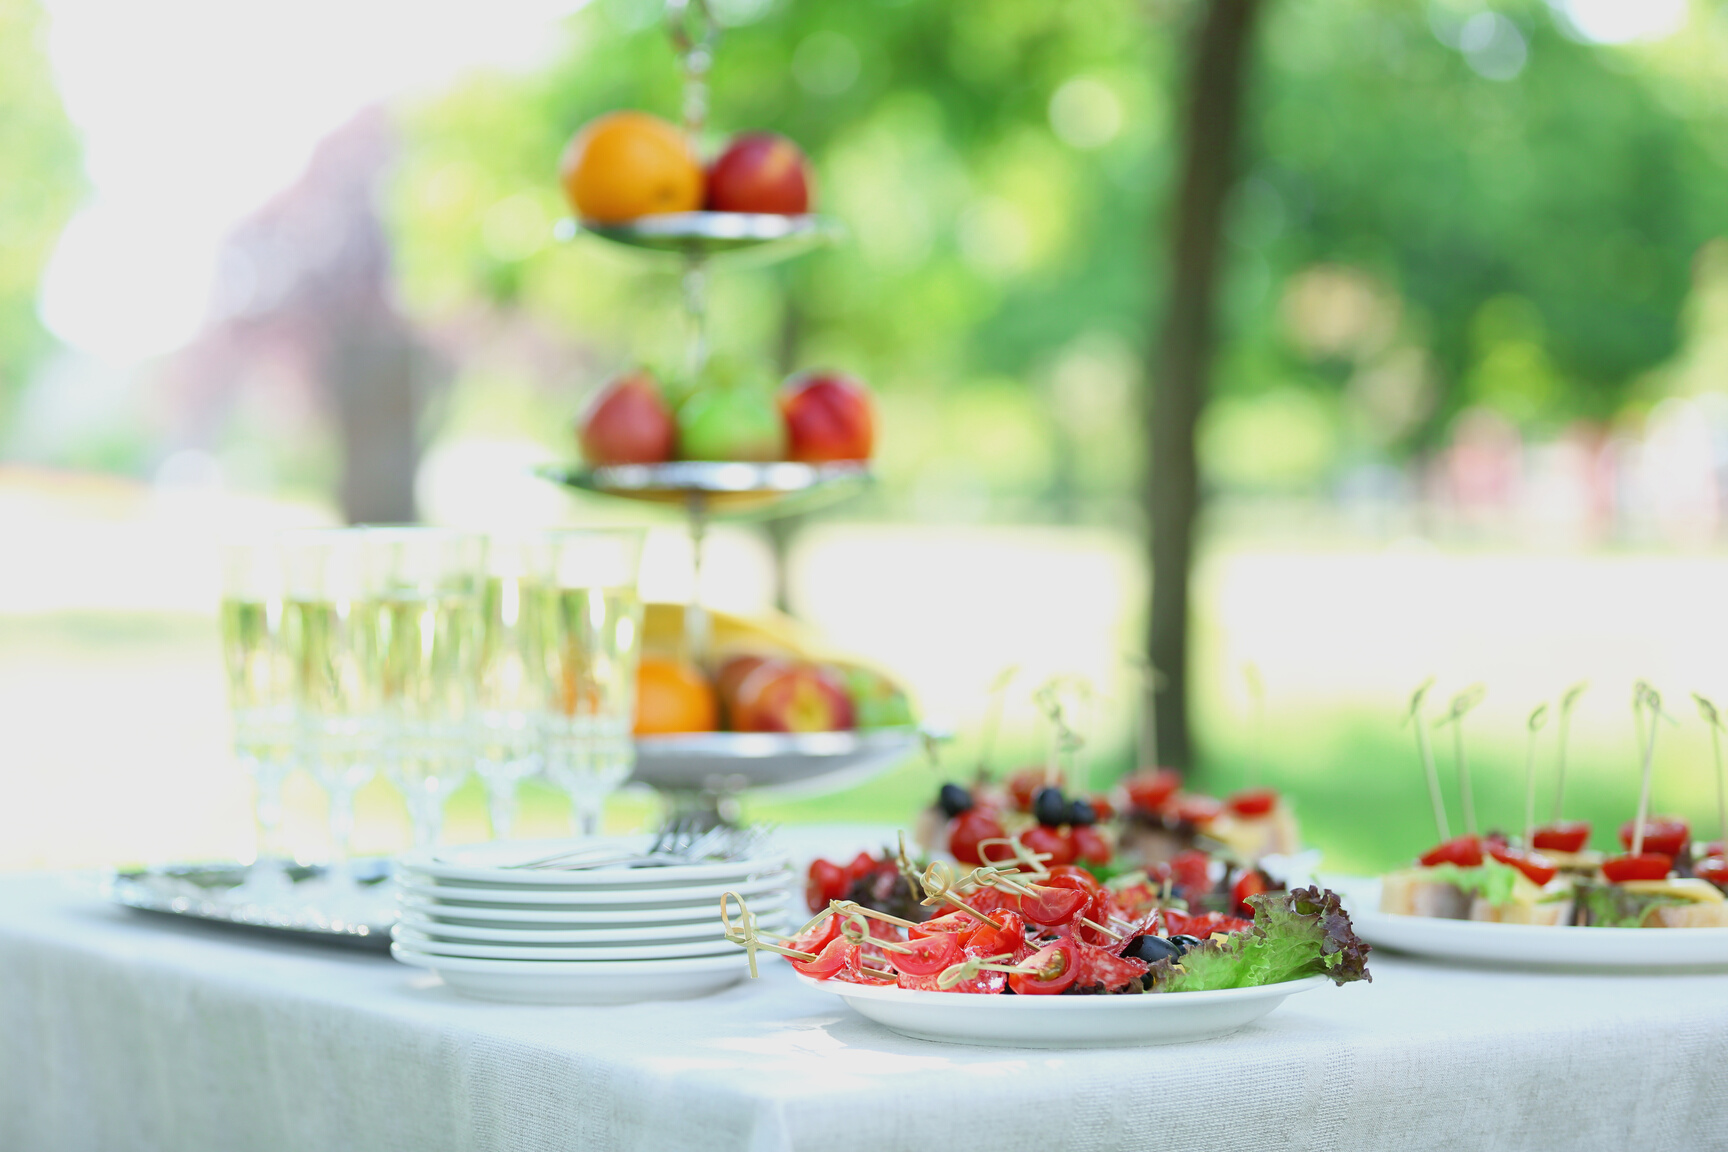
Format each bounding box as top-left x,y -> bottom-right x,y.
560,111 -> 703,223
633,656 -> 718,735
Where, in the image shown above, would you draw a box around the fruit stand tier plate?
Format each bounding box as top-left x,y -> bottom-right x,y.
631,726 -> 920,793
798,973 -> 1329,1048
556,211 -> 841,260
541,460 -> 871,516
105,860 -> 396,951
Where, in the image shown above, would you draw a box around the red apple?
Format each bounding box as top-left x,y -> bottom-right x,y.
730,658 -> 855,733
579,370 -> 675,466
715,653 -> 771,729
779,372 -> 874,463
706,133 -> 812,215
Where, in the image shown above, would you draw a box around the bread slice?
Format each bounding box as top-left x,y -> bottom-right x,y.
1380,870 -> 1471,918
1620,878 -> 1728,928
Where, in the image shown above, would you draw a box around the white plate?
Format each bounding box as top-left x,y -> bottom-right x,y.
1338,876 -> 1728,969
395,911 -> 746,945
395,871 -> 790,907
391,926 -> 748,960
397,837 -> 789,890
390,943 -> 756,1004
799,973 -> 1329,1047
397,893 -> 789,927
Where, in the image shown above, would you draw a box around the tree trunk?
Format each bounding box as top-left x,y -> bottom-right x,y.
1147,0 -> 1264,770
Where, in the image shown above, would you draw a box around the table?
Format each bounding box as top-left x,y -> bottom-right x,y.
2,873 -> 1726,1152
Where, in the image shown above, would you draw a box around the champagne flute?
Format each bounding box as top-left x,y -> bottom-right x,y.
219,538 -> 296,899
538,528 -> 646,837
367,527 -> 484,851
284,528 -> 380,917
474,533 -> 550,838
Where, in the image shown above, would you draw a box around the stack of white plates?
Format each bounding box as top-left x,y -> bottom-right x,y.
391,836 -> 792,1004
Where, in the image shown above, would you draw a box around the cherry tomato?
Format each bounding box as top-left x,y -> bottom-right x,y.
1173,794 -> 1224,823
1531,821 -> 1591,853
836,944 -> 896,985
1229,869 -> 1271,917
1043,865 -> 1102,897
1170,849 -> 1213,898
1487,844 -> 1558,887
1696,856 -> 1728,891
1086,794 -> 1116,821
1420,835 -> 1484,868
960,910 -> 1027,958
1125,769 -> 1182,812
1008,938 -> 1080,995
1226,787 -> 1278,817
1006,768 -> 1055,812
791,936 -> 854,979
1016,884 -> 1090,927
948,808 -> 1006,866
785,913 -> 843,956
1618,818 -> 1690,858
1070,824 -> 1112,866
894,932 -> 965,976
909,911 -> 972,939
844,851 -> 878,882
805,859 -> 849,912
1601,853 -> 1673,883
1020,824 -> 1078,867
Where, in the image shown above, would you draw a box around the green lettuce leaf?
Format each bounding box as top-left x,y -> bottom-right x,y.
1151,886 -> 1372,992
1572,881 -> 1687,928
1418,860 -> 1520,906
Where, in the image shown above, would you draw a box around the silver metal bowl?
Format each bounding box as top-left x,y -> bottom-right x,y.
629,727 -> 920,794
556,212 -> 842,261
540,460 -> 871,517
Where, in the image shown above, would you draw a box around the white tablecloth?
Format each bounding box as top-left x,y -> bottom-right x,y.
3,872 -> 1726,1152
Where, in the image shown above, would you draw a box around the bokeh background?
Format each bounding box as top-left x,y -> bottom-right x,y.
6,0 -> 1728,874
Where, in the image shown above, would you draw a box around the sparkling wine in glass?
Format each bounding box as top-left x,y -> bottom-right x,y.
220,540 -> 296,896
367,527 -> 484,851
474,535 -> 550,838
538,529 -> 646,837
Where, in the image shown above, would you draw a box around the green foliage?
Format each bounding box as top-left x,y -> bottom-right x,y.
0,0 -> 83,412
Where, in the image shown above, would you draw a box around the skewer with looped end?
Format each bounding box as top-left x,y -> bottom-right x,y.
1629,681 -> 1678,857
720,892 -> 896,980
972,835 -> 1054,885
914,860 -> 1005,929
1522,702 -> 1550,849
1694,693 -> 1728,854
1404,678 -> 1448,843
1433,684 -> 1486,836
1550,681 -> 1589,823
933,951 -> 1047,991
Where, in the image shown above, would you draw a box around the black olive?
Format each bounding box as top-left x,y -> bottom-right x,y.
1033,786 -> 1069,827
1121,934 -> 1182,965
1067,798 -> 1097,826
1168,934 -> 1202,955
938,783 -> 974,818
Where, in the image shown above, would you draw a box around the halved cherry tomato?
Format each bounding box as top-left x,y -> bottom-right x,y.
1125,769 -> 1181,812
1618,818 -> 1690,858
1173,794 -> 1224,824
948,808 -> 1006,866
1420,835 -> 1484,868
836,944 -> 896,985
1070,824 -> 1112,866
1170,849 -> 1213,897
1695,856 -> 1728,891
909,911 -> 972,939
1008,938 -> 1079,995
1487,844 -> 1558,887
844,851 -> 878,881
791,936 -> 855,979
1021,824 -> 1077,867
1086,794 -> 1116,821
785,913 -> 843,956
1226,787 -> 1278,817
1006,768 -> 1054,812
1230,869 -> 1271,917
1016,884 -> 1090,927
805,859 -> 849,912
1532,821 -> 1591,853
894,932 -> 964,976
960,910 -> 1027,958
1601,853 -> 1673,883
1044,865 -> 1102,897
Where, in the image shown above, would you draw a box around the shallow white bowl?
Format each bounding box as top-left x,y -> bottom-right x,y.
396,837 -> 789,890
398,893 -> 789,927
396,911 -> 748,945
799,973 -> 1328,1047
390,944 -> 756,1004
395,871 -> 790,908
1336,877 -> 1728,969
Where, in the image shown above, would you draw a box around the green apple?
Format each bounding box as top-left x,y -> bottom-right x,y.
676,379 -> 787,462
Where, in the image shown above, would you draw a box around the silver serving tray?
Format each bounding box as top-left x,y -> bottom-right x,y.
630,726 -> 920,794
540,460 -> 871,518
105,860 -> 397,952
555,211 -> 841,261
